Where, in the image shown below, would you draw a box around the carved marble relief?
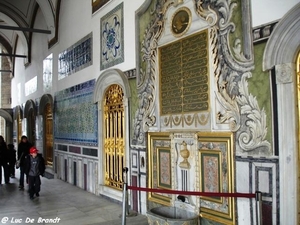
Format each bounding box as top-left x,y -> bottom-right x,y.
133,0 -> 271,156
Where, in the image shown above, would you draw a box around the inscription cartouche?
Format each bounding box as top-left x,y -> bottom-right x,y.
171,7 -> 191,36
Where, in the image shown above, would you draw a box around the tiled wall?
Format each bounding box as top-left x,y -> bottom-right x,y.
58,33 -> 93,80
54,79 -> 98,146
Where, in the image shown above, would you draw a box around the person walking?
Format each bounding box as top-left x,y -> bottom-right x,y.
17,135 -> 32,189
0,135 -> 10,184
25,146 -> 45,200
7,144 -> 17,178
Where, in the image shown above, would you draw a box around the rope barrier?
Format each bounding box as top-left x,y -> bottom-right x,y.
128,186 -> 256,198
122,168 -> 261,225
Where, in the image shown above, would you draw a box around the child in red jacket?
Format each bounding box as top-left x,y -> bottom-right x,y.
25,147 -> 45,200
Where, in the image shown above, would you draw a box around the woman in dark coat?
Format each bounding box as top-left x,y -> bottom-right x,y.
0,135 -> 10,184
17,135 -> 32,189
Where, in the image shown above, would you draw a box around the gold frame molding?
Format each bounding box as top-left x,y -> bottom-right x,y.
147,132 -> 172,206
198,132 -> 235,225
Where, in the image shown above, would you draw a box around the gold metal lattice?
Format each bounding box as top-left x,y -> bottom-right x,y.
104,84 -> 125,190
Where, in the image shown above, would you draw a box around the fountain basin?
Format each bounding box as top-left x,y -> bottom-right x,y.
146,206 -> 199,225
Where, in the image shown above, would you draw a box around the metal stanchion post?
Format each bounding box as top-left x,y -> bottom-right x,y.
122,167 -> 128,225
255,191 -> 262,225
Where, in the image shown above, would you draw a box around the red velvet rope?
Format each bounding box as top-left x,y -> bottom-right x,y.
127,186 -> 256,198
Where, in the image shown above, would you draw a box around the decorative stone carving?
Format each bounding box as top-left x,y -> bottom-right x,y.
275,63 -> 294,84
179,141 -> 191,169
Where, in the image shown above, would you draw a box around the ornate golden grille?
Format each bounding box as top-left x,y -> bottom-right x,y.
104,84 -> 125,190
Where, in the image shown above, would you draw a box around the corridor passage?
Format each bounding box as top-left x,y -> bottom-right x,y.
0,170 -> 148,225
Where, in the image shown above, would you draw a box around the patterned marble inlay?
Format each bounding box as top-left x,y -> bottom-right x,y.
236,156 -> 279,224
54,79 -> 98,146
159,150 -> 171,187
203,155 -> 219,192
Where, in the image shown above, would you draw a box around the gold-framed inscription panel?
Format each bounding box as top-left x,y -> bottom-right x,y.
159,29 -> 210,116
198,132 -> 236,225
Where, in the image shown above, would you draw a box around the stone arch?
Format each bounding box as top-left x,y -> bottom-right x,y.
262,3 -> 300,225
13,106 -> 23,144
0,109 -> 13,143
0,109 -> 12,123
39,94 -> 53,115
13,106 -> 23,121
263,3 -> 300,70
24,99 -> 36,145
38,94 -> 54,168
24,99 -> 36,118
93,69 -> 131,103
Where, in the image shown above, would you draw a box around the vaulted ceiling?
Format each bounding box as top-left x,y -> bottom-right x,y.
0,0 -> 60,63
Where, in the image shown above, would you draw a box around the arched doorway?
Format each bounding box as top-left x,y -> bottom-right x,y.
13,106 -> 23,145
24,100 -> 36,146
0,109 -> 13,144
263,3 -> 300,224
93,69 -> 131,200
39,94 -> 54,168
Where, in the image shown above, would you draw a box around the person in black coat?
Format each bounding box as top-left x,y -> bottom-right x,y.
0,135 -> 10,184
25,146 -> 45,199
7,144 -> 17,178
17,135 -> 33,189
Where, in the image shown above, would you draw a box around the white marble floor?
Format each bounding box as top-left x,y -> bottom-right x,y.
0,170 -> 148,225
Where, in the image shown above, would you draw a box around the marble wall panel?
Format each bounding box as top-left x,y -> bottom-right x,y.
236,157 -> 279,225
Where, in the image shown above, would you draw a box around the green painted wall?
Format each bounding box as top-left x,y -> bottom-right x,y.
249,42 -> 273,145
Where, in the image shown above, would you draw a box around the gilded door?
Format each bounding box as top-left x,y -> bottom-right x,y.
45,103 -> 53,166
104,84 -> 125,190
